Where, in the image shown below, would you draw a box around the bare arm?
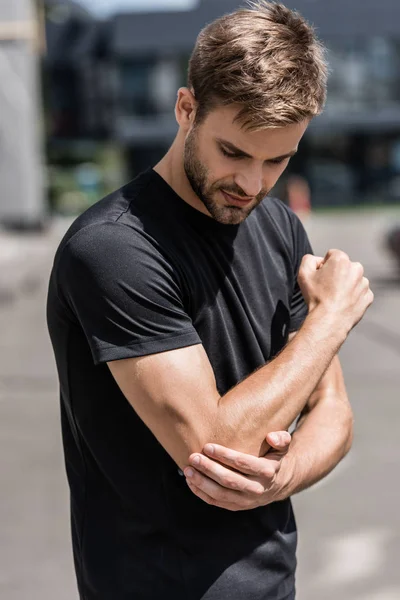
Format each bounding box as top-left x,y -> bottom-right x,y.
108,251 -> 372,470
182,354 -> 354,510
280,354 -> 353,497
109,309 -> 342,469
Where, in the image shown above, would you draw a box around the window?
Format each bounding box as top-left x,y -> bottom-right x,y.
119,59 -> 154,116
326,36 -> 400,114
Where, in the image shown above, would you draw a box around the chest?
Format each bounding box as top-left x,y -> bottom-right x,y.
174,225 -> 294,393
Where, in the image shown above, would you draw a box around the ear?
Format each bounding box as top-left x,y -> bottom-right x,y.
175,88 -> 197,131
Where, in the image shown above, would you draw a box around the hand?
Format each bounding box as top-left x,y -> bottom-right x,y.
184,432 -> 292,511
298,250 -> 374,332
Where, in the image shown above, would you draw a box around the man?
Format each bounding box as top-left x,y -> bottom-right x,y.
47,2 -> 373,599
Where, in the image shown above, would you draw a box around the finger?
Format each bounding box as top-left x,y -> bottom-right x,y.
186,481 -> 240,511
300,254 -> 324,274
353,262 -> 364,278
265,431 -> 291,454
362,276 -> 370,291
201,444 -> 278,479
324,249 -> 349,262
265,431 -> 291,449
184,467 -> 254,506
187,455 -> 264,495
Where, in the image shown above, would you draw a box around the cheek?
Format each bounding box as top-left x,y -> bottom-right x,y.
267,163 -> 290,185
206,162 -> 232,190
278,161 -> 291,176
211,160 -> 241,188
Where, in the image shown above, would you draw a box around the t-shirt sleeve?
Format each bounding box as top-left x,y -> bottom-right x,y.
57,222 -> 201,365
288,213 -> 314,333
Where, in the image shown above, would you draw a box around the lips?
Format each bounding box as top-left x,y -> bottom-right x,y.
221,190 -> 254,207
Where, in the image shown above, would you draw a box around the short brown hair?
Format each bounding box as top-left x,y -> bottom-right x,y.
188,0 -> 328,130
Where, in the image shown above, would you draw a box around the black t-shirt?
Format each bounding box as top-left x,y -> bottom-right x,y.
47,168 -> 312,600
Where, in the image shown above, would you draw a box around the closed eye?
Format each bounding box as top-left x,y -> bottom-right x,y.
220,147 -> 244,160
220,145 -> 290,165
267,157 -> 289,165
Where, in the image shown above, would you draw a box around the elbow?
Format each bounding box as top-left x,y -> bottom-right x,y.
343,433 -> 353,457
343,413 -> 354,456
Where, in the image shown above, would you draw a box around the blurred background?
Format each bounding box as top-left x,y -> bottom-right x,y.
0,1 -> 399,599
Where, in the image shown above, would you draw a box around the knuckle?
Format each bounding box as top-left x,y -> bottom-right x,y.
328,248 -> 343,258
330,249 -> 349,263
261,466 -> 275,480
222,453 -> 237,467
252,485 -> 265,497
222,477 -> 239,490
338,251 -> 350,262
235,457 -> 250,471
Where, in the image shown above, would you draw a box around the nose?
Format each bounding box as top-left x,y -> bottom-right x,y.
234,165 -> 264,198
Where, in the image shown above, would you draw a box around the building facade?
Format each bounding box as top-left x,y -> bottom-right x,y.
45,0 -> 400,208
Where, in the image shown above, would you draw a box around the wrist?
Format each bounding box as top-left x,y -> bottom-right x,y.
305,304 -> 350,344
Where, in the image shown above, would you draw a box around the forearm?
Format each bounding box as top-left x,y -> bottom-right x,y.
212,307 -> 348,456
274,389 -> 354,500
183,386 -> 353,511
110,249 -> 371,470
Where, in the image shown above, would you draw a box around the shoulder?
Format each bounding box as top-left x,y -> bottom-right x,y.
56,179 -> 163,271
259,196 -> 303,234
58,219 -> 175,284
257,196 -> 306,249
56,168 -> 156,255
61,220 -> 133,261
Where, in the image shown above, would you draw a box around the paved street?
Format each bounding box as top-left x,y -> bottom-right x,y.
1,210 -> 400,599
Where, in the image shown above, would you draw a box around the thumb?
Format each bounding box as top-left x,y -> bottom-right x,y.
300,254 -> 324,276
265,431 -> 291,455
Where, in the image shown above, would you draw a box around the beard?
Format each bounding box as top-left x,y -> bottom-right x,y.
183,127 -> 270,225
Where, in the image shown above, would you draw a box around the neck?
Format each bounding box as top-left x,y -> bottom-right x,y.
153,138 -> 210,217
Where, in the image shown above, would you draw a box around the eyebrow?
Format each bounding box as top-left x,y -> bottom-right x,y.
216,138 -> 297,162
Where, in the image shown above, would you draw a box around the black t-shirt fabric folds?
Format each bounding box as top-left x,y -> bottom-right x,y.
47,169 -> 313,600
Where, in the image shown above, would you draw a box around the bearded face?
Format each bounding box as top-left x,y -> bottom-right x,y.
183,126 -> 270,225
